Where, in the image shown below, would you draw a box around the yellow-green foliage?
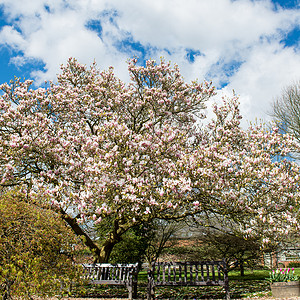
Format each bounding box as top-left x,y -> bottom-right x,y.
0,190 -> 82,299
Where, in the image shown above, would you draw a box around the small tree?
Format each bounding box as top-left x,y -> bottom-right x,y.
144,219 -> 184,265
195,228 -> 261,276
0,190 -> 81,300
272,81 -> 300,141
161,217 -> 262,275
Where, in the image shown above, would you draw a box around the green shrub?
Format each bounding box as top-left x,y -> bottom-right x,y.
0,191 -> 82,299
108,225 -> 150,264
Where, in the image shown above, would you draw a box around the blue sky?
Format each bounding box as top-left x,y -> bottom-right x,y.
0,0 -> 299,126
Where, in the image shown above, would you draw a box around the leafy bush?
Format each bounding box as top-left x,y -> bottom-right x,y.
0,190 -> 82,299
108,225 -> 150,264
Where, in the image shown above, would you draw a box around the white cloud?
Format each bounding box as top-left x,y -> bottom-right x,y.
113,0 -> 299,54
0,25 -> 26,49
0,0 -> 130,83
224,40 -> 300,126
0,0 -> 299,124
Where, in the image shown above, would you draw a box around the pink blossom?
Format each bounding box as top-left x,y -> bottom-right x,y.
0,57 -> 299,260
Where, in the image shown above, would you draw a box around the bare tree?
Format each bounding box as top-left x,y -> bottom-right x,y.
144,219 -> 185,265
272,81 -> 300,141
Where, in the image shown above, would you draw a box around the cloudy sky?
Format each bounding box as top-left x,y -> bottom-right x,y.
0,0 -> 299,126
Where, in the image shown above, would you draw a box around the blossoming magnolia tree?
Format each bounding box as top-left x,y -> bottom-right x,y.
186,99 -> 300,245
0,58 -> 299,262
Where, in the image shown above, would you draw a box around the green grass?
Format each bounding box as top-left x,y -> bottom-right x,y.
228,269 -> 270,281
229,267 -> 300,281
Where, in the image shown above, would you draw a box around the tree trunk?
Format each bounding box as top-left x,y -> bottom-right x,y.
98,238 -> 120,263
58,208 -> 127,263
97,219 -> 127,262
239,258 -> 245,276
58,208 -> 102,262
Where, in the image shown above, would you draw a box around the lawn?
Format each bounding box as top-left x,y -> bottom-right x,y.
70,267 -> 299,299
